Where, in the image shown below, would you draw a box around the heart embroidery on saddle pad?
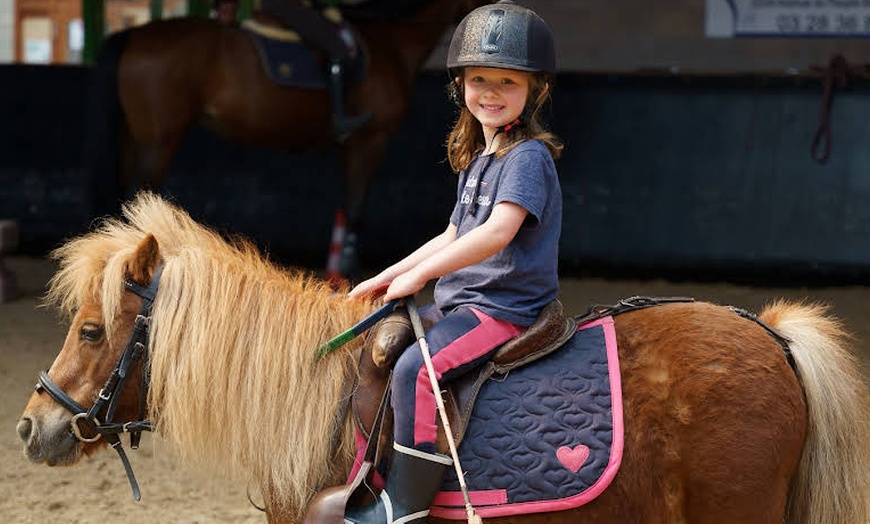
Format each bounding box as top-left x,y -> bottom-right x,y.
556,444 -> 590,473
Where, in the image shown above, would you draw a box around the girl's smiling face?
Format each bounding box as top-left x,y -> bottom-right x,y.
463,67 -> 531,138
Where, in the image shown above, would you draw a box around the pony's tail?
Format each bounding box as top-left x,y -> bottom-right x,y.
760,301 -> 870,524
83,29 -> 130,219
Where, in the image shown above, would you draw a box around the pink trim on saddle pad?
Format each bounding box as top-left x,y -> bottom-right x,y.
429,316 -> 625,520
433,489 -> 508,506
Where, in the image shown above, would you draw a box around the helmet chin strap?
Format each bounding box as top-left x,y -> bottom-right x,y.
483,117 -> 520,154
500,117 -> 522,134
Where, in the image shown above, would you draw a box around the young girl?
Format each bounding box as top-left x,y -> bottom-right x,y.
346,2 -> 562,522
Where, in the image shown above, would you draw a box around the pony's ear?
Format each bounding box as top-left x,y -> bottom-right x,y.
128,234 -> 160,285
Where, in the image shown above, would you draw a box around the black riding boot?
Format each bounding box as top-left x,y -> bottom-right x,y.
344,444 -> 451,524
329,59 -> 372,140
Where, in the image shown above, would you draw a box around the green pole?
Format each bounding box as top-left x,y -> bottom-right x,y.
238,0 -> 253,21
150,0 -> 164,20
187,0 -> 211,18
82,0 -> 105,65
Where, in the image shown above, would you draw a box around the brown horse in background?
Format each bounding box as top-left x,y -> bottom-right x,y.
85,0 -> 492,280
17,193 -> 870,523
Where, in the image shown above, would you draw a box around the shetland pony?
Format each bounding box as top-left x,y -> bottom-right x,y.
17,193 -> 870,523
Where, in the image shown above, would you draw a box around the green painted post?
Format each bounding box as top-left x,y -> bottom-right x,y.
82,0 -> 105,65
238,0 -> 253,21
151,0 -> 164,20
187,0 -> 211,18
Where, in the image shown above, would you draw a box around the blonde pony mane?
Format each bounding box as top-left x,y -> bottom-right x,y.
46,192 -> 376,519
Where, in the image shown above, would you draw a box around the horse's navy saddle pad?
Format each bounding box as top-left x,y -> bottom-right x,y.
241,20 -> 366,89
430,316 -> 624,519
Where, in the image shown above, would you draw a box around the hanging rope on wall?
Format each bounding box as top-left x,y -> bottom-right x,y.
810,54 -> 869,165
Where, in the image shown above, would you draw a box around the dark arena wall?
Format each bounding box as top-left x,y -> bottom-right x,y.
1,64 -> 869,284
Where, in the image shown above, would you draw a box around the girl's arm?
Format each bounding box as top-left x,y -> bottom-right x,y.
383,201 -> 528,300
348,224 -> 458,299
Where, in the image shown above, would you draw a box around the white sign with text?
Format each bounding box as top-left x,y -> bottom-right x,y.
706,0 -> 870,38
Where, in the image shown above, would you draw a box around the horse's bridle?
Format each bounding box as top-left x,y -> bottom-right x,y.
34,263 -> 164,501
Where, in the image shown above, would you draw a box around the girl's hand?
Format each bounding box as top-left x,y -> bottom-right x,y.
383,270 -> 428,302
348,278 -> 389,300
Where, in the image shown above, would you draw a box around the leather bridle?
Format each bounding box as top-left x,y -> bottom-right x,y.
34,263 -> 163,501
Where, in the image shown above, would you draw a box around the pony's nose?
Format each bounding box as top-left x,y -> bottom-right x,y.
16,417 -> 33,442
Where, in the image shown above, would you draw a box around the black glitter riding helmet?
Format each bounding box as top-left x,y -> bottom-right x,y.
445,1 -> 555,127
447,0 -> 555,75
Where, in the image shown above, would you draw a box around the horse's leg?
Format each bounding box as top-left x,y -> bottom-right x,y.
116,30 -> 207,200
117,72 -> 193,198
329,130 -> 391,282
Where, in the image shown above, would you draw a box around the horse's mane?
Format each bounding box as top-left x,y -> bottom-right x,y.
46,192 -> 376,519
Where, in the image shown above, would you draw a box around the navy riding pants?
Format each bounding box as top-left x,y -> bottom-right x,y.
391,305 -> 523,453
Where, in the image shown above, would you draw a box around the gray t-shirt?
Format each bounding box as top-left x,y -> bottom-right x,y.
434,139 -> 562,326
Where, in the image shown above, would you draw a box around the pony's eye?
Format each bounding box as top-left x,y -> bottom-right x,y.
80,324 -> 105,343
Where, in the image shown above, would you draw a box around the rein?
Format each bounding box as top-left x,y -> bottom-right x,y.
34,263 -> 164,501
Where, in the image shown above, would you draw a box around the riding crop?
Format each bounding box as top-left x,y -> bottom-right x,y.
315,299 -> 399,359
406,296 -> 482,524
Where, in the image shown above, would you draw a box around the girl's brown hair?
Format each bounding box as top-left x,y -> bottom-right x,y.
446,71 -> 563,173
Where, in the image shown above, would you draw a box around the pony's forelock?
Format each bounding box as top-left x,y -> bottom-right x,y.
46,215 -> 144,341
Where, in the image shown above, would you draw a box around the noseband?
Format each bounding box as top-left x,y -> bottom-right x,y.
34,263 -> 164,501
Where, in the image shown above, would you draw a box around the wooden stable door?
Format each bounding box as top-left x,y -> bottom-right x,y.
15,0 -> 83,64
